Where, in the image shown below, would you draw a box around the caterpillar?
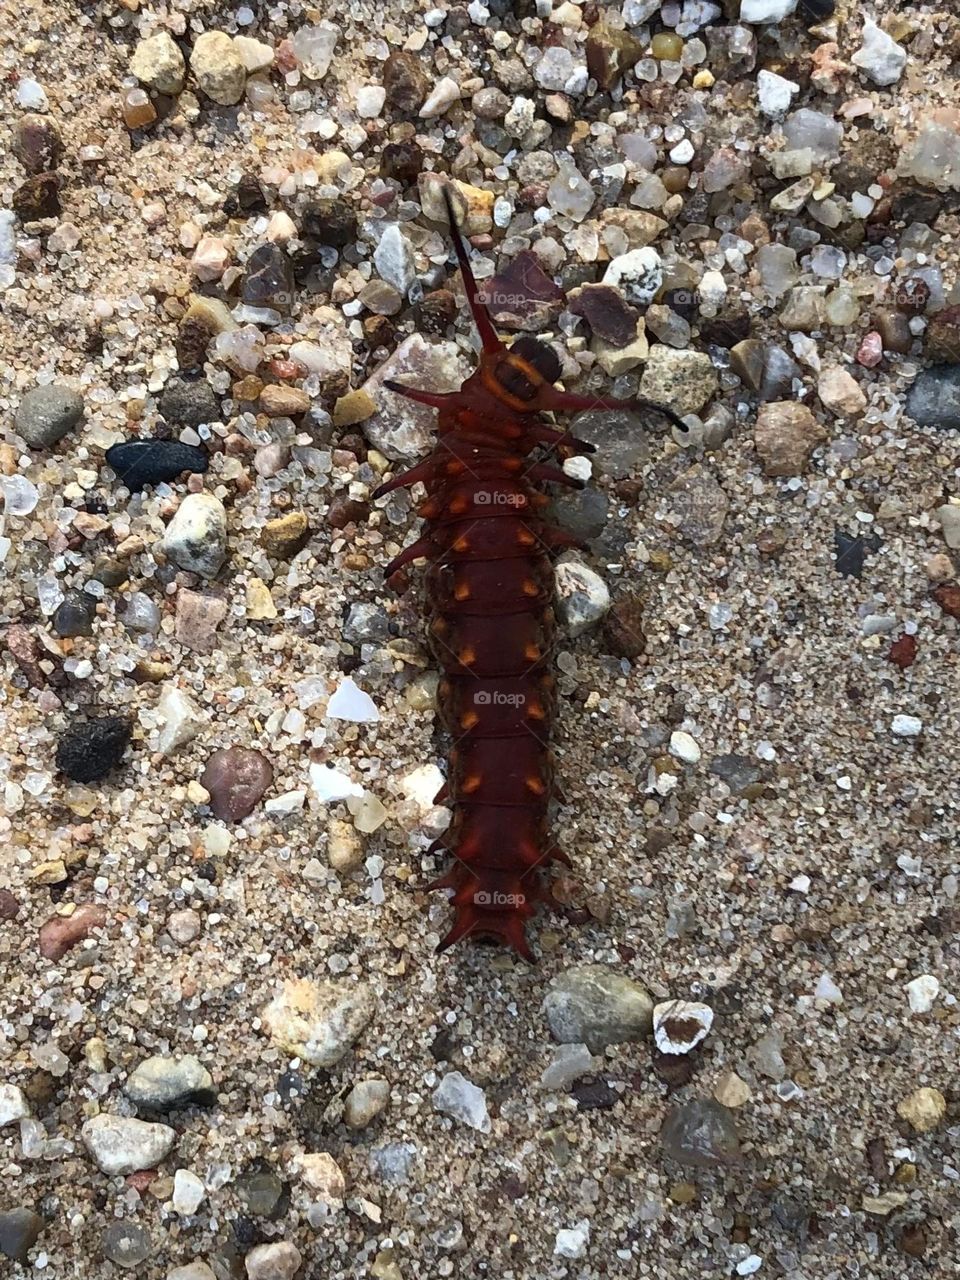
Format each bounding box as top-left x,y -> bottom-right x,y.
374,188 -> 687,961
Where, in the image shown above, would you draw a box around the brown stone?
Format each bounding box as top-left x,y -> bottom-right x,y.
174,589 -> 228,653
261,511 -> 311,558
603,591 -> 646,659
39,905 -> 108,961
200,747 -> 273,821
259,384 -> 310,417
382,52 -> 429,114
754,402 -> 827,477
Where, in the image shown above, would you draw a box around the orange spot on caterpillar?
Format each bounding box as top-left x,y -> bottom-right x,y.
460,710 -> 480,730
454,581 -> 471,601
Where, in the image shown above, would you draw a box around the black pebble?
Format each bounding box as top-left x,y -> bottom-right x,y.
834,528 -> 881,579
105,439 -> 209,491
572,1078 -> 619,1110
55,716 -> 131,783
52,590 -> 96,637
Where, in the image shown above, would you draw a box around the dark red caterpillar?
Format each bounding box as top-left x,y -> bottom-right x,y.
375,188 -> 686,960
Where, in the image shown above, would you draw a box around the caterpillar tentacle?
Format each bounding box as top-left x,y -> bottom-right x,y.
378,181 -> 678,961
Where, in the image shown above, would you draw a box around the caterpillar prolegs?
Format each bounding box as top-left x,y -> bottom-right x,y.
374,188 -> 687,961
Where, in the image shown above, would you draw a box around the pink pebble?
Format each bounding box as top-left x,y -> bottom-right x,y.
856,332 -> 883,368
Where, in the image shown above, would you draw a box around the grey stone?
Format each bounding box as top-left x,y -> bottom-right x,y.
14,384 -> 84,448
661,1098 -> 741,1168
81,1113 -> 176,1175
124,1054 -> 215,1111
543,964 -> 653,1053
906,364 -> 960,430
159,375 -> 221,428
0,1208 -> 43,1264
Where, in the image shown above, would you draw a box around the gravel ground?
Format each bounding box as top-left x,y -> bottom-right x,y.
2,1 -> 959,1277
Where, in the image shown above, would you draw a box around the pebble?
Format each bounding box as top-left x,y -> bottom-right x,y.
757,68 -> 798,117
156,685 -> 202,755
667,465 -> 728,546
130,32 -> 186,94
168,1264 -> 217,1280
361,335 -> 469,459
13,114 -> 63,173
852,17 -> 906,87
740,0 -> 797,24
293,1152 -> 345,1202
261,511 -> 310,559
713,1071 -> 752,1108
102,1222 -> 153,1269
200,747 -> 273,820
554,1221 -> 590,1260
891,714 -> 922,738
602,247 -> 662,307
326,677 -> 380,723
162,493 -> 228,578
260,977 -> 376,1067
191,237 -> 230,281
259,385 -> 309,417
432,1071 -> 491,1133
236,1167 -> 285,1216
105,440 -> 209,491
0,1084 -> 30,1127
936,502 -> 960,550
245,1242 -> 302,1280
52,589 -> 95,637
818,366 -> 866,417
168,908 -> 203,943
14,384 -> 84,448
660,1098 -> 741,1168
159,375 -> 221,428
291,22 -> 339,80
122,87 -> 157,130
540,1043 -> 598,1090
0,1209 -> 44,1265
374,224 -> 416,294
639,346 -> 717,415
175,590 -> 227,652
13,171 -> 61,219
172,1169 -> 205,1215
38,903 -> 108,961
243,243 -> 295,311
125,1054 -> 215,1111
834,528 -> 880,579
81,1113 -> 176,1175
419,76 -> 460,119
190,31 -> 246,106
905,975 -> 939,1015
906,365 -> 960,431
344,1078 -> 390,1129
122,592 -> 160,635
554,561 -> 610,635
543,964 -> 653,1053
754,402 -> 826,476
234,36 -> 275,74
896,1087 -> 946,1133
56,715 -> 131,782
